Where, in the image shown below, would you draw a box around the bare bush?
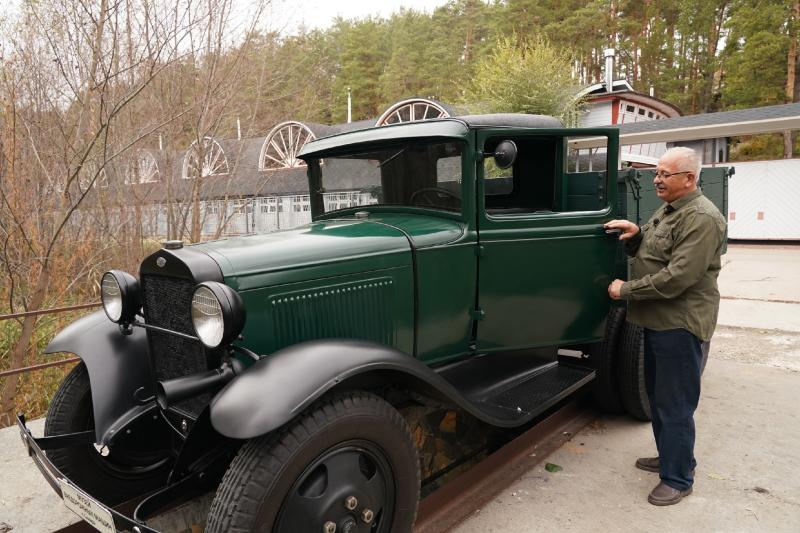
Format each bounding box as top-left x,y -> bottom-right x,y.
0,0 -> 272,425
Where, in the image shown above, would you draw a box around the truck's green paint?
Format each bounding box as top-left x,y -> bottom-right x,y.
191,117 -> 728,368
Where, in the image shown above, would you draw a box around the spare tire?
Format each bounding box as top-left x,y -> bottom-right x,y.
592,306 -> 626,413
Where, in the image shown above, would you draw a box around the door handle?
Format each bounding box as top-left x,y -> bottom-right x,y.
604,228 -> 622,237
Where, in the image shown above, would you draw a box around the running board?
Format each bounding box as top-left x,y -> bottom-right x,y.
435,351 -> 594,425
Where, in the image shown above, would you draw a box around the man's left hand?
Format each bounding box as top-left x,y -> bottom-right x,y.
608,279 -> 625,300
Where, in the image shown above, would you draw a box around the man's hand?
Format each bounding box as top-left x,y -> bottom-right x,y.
604,219 -> 640,240
608,279 -> 625,300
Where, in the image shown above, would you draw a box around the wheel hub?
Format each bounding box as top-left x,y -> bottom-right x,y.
340,517 -> 358,533
276,441 -> 394,533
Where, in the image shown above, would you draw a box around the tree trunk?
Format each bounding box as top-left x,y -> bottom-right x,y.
785,1 -> 799,158
75,0 -> 109,148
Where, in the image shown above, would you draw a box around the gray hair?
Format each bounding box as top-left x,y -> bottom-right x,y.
661,147 -> 701,178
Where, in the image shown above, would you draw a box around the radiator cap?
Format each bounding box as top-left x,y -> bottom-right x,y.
163,240 -> 184,250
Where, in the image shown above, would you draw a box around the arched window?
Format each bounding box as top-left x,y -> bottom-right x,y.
78,161 -> 108,191
183,137 -> 229,179
125,150 -> 160,184
375,98 -> 450,126
259,121 -> 316,171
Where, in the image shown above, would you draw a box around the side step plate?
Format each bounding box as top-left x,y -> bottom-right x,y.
436,351 -> 595,425
473,363 -> 594,420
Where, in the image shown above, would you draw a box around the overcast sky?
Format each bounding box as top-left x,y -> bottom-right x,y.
1,1 -> 453,40
268,0 -> 450,34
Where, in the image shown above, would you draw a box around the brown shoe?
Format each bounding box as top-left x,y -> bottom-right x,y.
648,482 -> 693,506
636,457 -> 659,472
635,457 -> 695,477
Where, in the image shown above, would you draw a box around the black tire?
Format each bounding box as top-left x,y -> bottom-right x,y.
701,340 -> 711,374
592,306 -> 626,413
44,363 -> 172,505
617,330 -> 712,422
206,391 -> 420,533
617,322 -> 651,421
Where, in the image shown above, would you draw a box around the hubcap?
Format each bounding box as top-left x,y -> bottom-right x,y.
275,440 -> 395,533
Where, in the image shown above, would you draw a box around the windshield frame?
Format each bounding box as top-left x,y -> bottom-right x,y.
306,138 -> 468,221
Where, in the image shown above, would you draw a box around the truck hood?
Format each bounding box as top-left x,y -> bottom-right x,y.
193,214 -> 465,290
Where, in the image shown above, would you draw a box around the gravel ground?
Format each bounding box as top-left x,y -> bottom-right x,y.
453,329 -> 800,533
712,326 -> 800,371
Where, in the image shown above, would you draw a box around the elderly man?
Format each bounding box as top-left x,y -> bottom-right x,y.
605,146 -> 726,506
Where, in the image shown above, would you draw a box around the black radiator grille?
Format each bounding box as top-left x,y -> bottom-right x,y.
142,274 -> 222,416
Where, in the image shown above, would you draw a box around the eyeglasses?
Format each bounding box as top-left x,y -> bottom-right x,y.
655,170 -> 691,179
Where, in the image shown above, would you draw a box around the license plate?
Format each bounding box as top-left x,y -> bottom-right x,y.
59,479 -> 116,533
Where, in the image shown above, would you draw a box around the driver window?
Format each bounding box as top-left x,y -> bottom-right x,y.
484,137 -> 558,215
483,135 -> 610,215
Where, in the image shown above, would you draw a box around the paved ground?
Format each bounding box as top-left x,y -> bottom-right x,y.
1,243 -> 798,532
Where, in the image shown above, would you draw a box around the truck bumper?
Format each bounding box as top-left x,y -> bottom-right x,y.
16,413 -> 203,533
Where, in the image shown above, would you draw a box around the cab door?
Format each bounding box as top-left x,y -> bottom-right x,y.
475,128 -> 619,352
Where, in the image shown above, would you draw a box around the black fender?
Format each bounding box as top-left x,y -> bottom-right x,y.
45,311 -> 154,444
210,339 -> 514,440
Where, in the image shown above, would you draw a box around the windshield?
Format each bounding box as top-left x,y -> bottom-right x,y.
308,140 -> 463,215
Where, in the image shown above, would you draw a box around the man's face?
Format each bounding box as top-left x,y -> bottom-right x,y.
654,155 -> 696,204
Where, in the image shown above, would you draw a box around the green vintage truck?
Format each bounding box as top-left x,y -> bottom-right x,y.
17,114 -> 729,533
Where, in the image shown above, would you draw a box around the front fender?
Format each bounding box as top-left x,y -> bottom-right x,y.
45,311 -> 154,444
210,340 -> 461,439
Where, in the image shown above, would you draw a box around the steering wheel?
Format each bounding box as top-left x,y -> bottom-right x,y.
409,187 -> 461,207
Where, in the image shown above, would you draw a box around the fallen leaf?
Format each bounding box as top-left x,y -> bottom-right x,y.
545,463 -> 563,473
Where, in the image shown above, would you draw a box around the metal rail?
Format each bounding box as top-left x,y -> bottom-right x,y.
414,398 -> 595,533
0,302 -> 100,321
0,357 -> 81,379
0,303 -> 98,379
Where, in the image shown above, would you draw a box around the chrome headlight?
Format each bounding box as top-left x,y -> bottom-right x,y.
101,270 -> 140,324
191,282 -> 245,348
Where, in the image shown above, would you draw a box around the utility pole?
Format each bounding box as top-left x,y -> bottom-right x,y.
347,87 -> 352,123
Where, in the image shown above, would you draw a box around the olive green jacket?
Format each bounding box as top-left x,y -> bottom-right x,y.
619,189 -> 727,341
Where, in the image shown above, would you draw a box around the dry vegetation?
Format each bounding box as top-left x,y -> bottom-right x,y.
0,0 -> 275,425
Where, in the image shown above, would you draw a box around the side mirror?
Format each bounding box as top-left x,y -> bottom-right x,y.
490,140 -> 517,169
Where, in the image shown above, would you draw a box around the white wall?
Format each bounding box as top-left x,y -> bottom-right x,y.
581,102 -> 613,127
727,159 -> 800,240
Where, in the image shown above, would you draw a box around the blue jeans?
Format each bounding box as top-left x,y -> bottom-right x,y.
643,328 -> 703,491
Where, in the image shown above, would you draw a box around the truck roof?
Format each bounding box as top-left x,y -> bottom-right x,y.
298,113 -> 563,159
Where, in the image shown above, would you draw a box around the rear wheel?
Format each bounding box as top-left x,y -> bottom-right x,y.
44,363 -> 172,505
206,391 -> 420,533
617,322 -> 650,421
592,306 -> 626,413
617,327 -> 712,422
701,340 -> 711,374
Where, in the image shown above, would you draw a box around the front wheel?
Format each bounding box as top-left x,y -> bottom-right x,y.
206,391 -> 420,533
44,363 -> 172,505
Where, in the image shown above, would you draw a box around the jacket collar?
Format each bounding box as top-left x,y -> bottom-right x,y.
666,188 -> 702,213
